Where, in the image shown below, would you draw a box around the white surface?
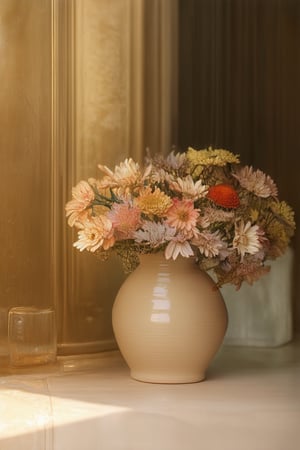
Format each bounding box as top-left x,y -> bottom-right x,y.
0,340 -> 299,450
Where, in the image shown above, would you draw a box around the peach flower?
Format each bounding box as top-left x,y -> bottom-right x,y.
65,180 -> 94,226
166,199 -> 199,235
73,215 -> 115,253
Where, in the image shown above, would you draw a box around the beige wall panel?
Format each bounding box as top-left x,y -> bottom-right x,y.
0,0 -> 52,309
56,0 -> 178,354
57,0 -> 133,354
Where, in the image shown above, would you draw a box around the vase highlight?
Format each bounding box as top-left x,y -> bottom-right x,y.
112,253 -> 228,384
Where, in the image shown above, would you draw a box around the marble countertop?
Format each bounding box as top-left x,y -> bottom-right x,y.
1,339 -> 300,450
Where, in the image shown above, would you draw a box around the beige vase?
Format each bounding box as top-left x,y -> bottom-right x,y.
112,253 -> 228,384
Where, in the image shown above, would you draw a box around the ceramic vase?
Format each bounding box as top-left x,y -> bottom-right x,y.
112,253 -> 228,384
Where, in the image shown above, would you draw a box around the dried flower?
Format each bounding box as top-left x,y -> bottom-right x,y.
98,158 -> 151,191
233,221 -> 262,260
187,146 -> 240,167
65,180 -> 95,226
108,202 -> 141,239
165,235 -> 194,260
134,221 -> 176,247
134,186 -> 172,216
193,231 -> 226,258
169,175 -> 208,200
73,216 -> 115,253
207,184 -> 240,209
166,150 -> 186,170
270,201 -> 296,229
233,166 -> 278,198
66,147 -> 295,287
201,207 -> 234,224
166,199 -> 199,235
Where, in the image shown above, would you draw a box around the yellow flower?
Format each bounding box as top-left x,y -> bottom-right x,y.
187,146 -> 240,168
135,187 -> 172,217
270,201 -> 296,229
266,221 -> 290,256
250,209 -> 259,222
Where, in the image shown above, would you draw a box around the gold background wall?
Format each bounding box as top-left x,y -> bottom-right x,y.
0,0 -> 52,310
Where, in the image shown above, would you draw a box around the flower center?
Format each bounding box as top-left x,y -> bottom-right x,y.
178,211 -> 189,222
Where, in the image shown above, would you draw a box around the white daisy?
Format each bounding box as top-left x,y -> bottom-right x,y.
166,150 -> 186,169
165,234 -> 194,260
233,220 -> 262,260
169,175 -> 208,200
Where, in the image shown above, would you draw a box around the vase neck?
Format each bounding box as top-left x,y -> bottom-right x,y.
139,253 -> 196,269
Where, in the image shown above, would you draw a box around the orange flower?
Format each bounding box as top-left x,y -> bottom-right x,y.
135,187 -> 172,216
207,184 -> 240,209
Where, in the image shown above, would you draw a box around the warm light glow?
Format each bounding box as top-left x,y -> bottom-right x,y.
0,389 -> 131,440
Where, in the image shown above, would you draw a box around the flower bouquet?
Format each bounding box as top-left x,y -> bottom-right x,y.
65,147 -> 295,289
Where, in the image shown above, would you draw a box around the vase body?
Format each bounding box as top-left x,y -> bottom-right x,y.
112,253 -> 228,384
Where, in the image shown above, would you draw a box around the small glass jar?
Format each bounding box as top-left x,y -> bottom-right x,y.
8,307 -> 57,367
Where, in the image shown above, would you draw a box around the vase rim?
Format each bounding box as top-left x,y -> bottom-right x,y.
138,252 -> 196,264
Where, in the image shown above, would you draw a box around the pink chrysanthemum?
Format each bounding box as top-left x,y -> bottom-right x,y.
108,202 -> 141,239
233,166 -> 278,198
192,231 -> 226,258
166,199 -> 199,235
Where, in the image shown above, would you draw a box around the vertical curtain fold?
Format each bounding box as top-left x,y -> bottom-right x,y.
178,0 -> 300,331
143,0 -> 178,155
53,0 -> 178,354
